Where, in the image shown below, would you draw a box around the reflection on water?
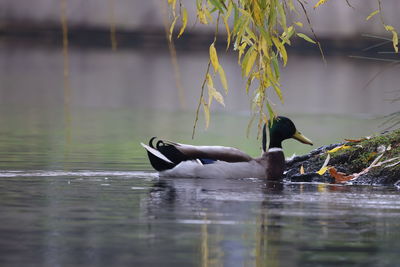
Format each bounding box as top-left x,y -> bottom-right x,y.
0,43 -> 399,170
0,171 -> 399,266
1,43 -> 400,266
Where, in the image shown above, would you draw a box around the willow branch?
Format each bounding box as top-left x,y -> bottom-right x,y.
192,12 -> 221,138
297,0 -> 326,65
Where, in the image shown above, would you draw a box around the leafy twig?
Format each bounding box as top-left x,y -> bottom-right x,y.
192,12 -> 221,138
296,0 -> 326,65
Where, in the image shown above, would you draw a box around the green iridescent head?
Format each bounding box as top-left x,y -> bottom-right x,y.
262,116 -> 313,151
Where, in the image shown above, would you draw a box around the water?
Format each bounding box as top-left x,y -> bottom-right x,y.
1,172 -> 399,266
1,43 -> 400,266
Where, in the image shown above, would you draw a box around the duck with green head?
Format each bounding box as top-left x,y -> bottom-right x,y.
141,116 -> 313,179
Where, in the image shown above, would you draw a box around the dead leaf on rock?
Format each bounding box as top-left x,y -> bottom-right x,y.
327,145 -> 351,153
300,165 -> 305,174
328,167 -> 354,183
317,166 -> 329,175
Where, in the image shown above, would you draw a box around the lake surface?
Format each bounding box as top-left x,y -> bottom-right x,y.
0,43 -> 400,266
1,171 -> 400,266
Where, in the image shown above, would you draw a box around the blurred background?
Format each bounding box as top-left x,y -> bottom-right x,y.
0,0 -> 399,171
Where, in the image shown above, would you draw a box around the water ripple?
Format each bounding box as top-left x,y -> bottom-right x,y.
0,170 -> 159,179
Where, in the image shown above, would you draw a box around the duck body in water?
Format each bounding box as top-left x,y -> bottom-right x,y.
141,116 -> 313,180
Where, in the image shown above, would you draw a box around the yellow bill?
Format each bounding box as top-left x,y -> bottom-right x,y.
292,131 -> 313,145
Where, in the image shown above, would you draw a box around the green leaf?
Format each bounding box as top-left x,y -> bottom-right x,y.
366,10 -> 379,21
271,56 -> 280,80
233,2 -> 240,32
209,0 -> 225,13
259,27 -> 272,48
296,33 -> 316,44
223,15 -> 231,49
272,83 -> 284,103
266,101 -> 275,121
277,1 -> 287,32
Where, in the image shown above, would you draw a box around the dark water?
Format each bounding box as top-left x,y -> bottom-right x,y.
1,43 -> 400,266
1,171 -> 399,266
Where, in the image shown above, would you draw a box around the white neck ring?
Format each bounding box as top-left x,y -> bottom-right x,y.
268,147 -> 283,152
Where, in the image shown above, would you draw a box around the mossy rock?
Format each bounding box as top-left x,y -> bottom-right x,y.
285,129 -> 400,185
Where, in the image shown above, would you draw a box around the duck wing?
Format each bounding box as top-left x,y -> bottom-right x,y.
172,143 -> 253,162
141,137 -> 253,171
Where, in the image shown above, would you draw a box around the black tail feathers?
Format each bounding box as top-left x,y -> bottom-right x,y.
145,137 -> 189,171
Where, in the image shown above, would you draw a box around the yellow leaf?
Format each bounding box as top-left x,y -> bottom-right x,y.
316,166 -> 329,175
260,38 -> 269,59
218,67 -> 228,94
366,10 -> 379,21
286,26 -> 295,40
272,37 -> 287,66
392,30 -> 398,53
223,16 -> 231,50
272,83 -> 283,103
266,63 -> 278,85
314,0 -> 329,9
242,36 -> 254,46
206,73 -> 214,88
209,87 -> 225,106
204,7 -> 213,23
209,43 -> 220,71
168,0 -> 176,9
168,0 -> 177,16
197,9 -> 208,24
238,8 -> 252,18
317,153 -> 331,175
300,165 -> 305,174
252,1 -> 262,26
177,8 -> 188,38
294,21 -> 303,27
243,49 -> 257,76
245,27 -> 257,43
202,100 -> 210,128
169,17 -> 178,41
297,33 -> 316,44
327,145 -> 351,154
385,26 -> 399,53
237,42 -> 247,64
385,25 -> 395,32
206,74 -> 214,106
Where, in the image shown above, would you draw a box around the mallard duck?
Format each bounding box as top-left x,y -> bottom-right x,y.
141,116 -> 313,179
